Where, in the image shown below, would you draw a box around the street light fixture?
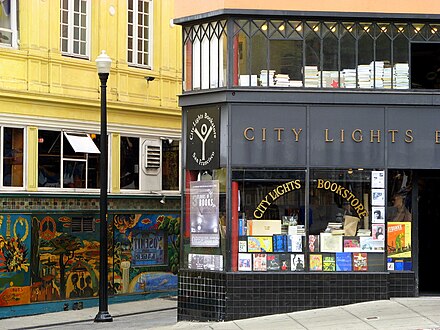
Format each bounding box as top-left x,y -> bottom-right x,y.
94,50 -> 113,323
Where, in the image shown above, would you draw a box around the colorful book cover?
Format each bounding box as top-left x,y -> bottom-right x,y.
291,253 -> 305,271
310,254 -> 323,271
238,240 -> 247,252
253,253 -> 267,271
336,252 -> 352,271
273,234 -> 287,252
387,222 -> 411,258
289,234 -> 303,252
238,253 -> 252,271
353,252 -> 368,271
267,254 -> 280,271
322,254 -> 336,271
360,236 -> 384,252
279,253 -> 290,271
309,235 -> 320,252
320,233 -> 343,252
372,224 -> 385,240
343,236 -> 361,252
247,236 -> 273,252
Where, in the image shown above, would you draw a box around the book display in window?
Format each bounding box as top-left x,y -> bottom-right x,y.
323,254 -> 336,272
308,234 -> 320,252
336,252 -> 352,271
279,254 -> 290,271
253,253 -> 267,271
238,253 -> 252,271
353,252 -> 368,271
310,254 -> 323,271
267,254 -> 280,271
291,254 -> 305,271
248,236 -> 273,253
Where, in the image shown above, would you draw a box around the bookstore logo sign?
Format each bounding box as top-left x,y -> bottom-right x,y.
187,108 -> 220,170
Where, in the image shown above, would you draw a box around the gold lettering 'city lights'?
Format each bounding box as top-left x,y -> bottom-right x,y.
253,180 -> 301,219
253,179 -> 368,219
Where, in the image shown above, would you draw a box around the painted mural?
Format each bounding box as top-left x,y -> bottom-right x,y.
113,214 -> 180,295
0,212 -> 180,309
0,214 -> 31,306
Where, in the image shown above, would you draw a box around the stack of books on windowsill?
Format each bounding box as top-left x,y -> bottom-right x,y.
274,74 -> 290,87
393,63 -> 409,89
260,70 -> 276,87
357,228 -> 372,236
304,66 -> 319,87
342,69 -> 356,88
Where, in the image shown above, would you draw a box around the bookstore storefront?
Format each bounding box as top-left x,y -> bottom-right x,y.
176,12 -> 440,322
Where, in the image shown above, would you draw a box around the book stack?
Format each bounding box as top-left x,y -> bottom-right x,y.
274,73 -> 290,87
289,80 -> 303,87
342,69 -> 356,88
260,70 -> 275,86
357,64 -> 371,88
304,66 -> 319,87
357,228 -> 371,236
326,222 -> 343,235
370,61 -> 384,88
383,66 -> 392,89
393,63 -> 409,89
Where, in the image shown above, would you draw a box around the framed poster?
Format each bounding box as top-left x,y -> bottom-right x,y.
190,180 -> 220,247
371,171 -> 385,188
371,189 -> 385,206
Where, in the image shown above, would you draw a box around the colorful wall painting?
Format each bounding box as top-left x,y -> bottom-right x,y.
0,214 -> 31,306
0,212 -> 180,309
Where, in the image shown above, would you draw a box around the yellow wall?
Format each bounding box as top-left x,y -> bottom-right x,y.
175,0 -> 440,20
0,0 -> 182,131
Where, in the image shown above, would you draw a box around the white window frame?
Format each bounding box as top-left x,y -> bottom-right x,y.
0,0 -> 18,48
60,0 -> 91,58
127,0 -> 153,68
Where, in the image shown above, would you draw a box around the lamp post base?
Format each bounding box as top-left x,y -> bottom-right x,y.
94,311 -> 113,322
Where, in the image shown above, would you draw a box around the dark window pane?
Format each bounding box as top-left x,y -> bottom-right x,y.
3,127 -> 24,187
162,140 -> 179,190
38,130 -> 61,187
120,136 -> 139,189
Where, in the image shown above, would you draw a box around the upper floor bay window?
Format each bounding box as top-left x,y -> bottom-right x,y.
60,0 -> 90,58
120,136 -> 180,191
183,18 -> 440,91
0,0 -> 18,48
128,0 -> 152,68
38,129 -> 100,189
1,126 -> 24,188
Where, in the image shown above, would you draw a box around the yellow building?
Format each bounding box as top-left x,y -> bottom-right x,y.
0,0 -> 182,317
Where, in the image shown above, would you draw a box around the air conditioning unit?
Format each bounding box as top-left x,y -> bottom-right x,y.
141,138 -> 161,190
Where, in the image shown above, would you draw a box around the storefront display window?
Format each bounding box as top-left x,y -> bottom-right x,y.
230,168 -> 402,272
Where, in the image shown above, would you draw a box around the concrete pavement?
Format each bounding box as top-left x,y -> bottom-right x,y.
1,296 -> 440,330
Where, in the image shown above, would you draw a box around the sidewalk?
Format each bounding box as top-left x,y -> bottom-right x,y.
1,296 -> 440,330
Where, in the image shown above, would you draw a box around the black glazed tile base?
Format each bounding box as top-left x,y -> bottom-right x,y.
178,270 -> 416,322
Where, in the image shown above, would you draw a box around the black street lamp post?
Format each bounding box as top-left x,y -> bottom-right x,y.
94,50 -> 113,323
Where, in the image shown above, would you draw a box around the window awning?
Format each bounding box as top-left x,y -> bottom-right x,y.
64,132 -> 100,154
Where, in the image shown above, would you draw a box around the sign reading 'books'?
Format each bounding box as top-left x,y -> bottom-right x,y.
190,180 -> 220,247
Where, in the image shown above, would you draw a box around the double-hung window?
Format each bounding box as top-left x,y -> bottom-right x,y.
60,0 -> 91,58
0,0 -> 18,48
128,0 -> 152,68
